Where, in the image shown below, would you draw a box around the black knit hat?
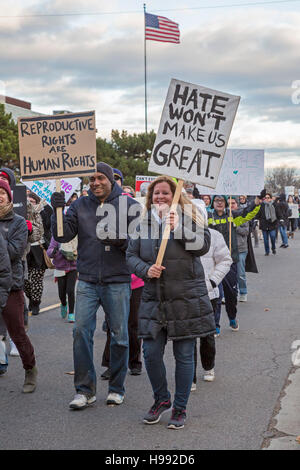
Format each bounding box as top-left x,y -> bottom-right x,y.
96,162 -> 114,184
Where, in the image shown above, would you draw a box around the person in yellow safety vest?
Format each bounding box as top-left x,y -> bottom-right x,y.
207,191 -> 264,333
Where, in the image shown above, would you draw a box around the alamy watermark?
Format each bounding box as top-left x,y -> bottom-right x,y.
291,80 -> 300,104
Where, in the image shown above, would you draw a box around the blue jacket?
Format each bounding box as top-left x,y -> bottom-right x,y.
51,183 -> 140,284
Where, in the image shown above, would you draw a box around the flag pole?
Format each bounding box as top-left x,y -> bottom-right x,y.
143,3 -> 148,134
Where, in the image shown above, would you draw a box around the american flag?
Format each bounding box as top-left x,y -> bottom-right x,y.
145,13 -> 180,44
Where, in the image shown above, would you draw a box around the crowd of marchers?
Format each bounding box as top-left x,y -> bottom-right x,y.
0,163 -> 299,430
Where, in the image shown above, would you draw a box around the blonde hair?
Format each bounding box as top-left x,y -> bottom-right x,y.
144,175 -> 205,227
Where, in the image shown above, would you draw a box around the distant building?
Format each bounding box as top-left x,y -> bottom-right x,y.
0,95 -> 42,122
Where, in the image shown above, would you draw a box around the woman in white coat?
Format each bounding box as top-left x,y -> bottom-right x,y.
191,200 -> 232,390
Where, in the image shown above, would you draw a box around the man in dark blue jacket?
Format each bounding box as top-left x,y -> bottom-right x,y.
51,162 -> 140,410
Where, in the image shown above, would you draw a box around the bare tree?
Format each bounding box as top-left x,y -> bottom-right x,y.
265,167 -> 299,194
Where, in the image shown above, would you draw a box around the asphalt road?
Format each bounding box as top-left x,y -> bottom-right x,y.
1,232 -> 300,451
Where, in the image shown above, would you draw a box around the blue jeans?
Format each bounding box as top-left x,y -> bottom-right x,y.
262,230 -> 276,254
279,224 -> 288,245
237,251 -> 248,295
73,280 -> 131,397
143,329 -> 195,410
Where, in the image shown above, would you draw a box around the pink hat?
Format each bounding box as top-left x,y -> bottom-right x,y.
0,179 -> 12,201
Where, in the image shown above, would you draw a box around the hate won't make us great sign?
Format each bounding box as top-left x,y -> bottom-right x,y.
149,79 -> 240,189
18,111 -> 97,180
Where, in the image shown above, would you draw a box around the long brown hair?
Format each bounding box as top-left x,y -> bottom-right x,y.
144,175 -> 205,226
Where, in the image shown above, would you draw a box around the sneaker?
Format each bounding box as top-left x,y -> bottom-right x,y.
60,303 -> 68,319
68,313 -> 75,323
129,368 -> 142,376
100,368 -> 110,380
214,327 -> 220,337
69,393 -> 96,410
167,408 -> 186,430
230,319 -> 239,331
239,294 -> 247,302
191,382 -> 197,392
106,392 -> 124,405
283,244 -> 289,248
9,339 -> 20,357
203,368 -> 215,382
264,253 -> 269,256
272,249 -> 276,255
143,399 -> 172,424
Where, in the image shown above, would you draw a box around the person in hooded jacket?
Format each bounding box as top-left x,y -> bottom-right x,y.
208,193 -> 262,333
275,194 -> 290,248
0,179 -> 37,392
126,176 -> 215,430
190,200 -> 232,391
0,231 -> 13,375
51,162 -> 140,410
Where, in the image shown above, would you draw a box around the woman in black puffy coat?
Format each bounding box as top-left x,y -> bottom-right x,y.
126,176 -> 215,430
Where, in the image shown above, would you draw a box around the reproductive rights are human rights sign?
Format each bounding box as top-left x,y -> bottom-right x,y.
148,79 -> 240,189
18,111 -> 97,180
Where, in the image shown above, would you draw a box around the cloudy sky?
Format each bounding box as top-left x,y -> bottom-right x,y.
1,0 -> 300,168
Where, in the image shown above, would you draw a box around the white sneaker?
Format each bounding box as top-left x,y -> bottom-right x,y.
106,392 -> 124,405
9,339 -> 20,357
191,382 -> 197,392
239,294 -> 247,302
203,369 -> 215,382
69,393 -> 96,409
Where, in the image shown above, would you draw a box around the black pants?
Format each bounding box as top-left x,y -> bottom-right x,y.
193,298 -> 217,383
57,270 -> 77,314
102,286 -> 143,371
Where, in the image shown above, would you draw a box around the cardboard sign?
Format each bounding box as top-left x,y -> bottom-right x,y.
196,149 -> 264,196
148,79 -> 240,188
18,111 -> 97,180
135,175 -> 157,196
288,204 -> 298,218
12,184 -> 27,219
24,177 -> 81,205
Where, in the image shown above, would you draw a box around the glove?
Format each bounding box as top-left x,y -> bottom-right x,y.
51,191 -> 65,209
259,189 -> 266,200
26,220 -> 33,234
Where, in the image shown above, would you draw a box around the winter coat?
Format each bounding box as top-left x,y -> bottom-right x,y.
47,237 -> 77,272
256,202 -> 280,231
126,210 -> 215,341
26,201 -> 47,270
0,209 -> 28,291
0,232 -> 13,314
236,222 -> 249,253
208,200 -> 261,263
201,229 -> 232,300
51,183 -> 140,284
275,196 -> 290,227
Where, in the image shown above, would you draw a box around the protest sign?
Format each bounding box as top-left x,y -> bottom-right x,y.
288,204 -> 298,218
18,111 -> 96,180
285,186 -> 295,196
24,177 -> 81,205
148,79 -> 240,189
135,175 -> 157,196
196,149 -> 264,196
12,184 -> 27,219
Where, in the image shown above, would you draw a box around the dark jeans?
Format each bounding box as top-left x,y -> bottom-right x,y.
262,229 -> 276,254
194,298 -> 216,382
214,263 -> 238,328
57,270 -> 77,313
1,290 -> 35,370
73,280 -> 130,397
143,329 -> 195,410
102,286 -> 143,371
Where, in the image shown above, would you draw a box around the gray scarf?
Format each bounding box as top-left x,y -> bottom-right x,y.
264,201 -> 276,222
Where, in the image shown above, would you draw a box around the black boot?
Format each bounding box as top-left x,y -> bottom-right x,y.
31,302 -> 40,316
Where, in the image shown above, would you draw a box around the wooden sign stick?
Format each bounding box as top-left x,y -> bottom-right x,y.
56,180 -> 64,237
155,179 -> 184,267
